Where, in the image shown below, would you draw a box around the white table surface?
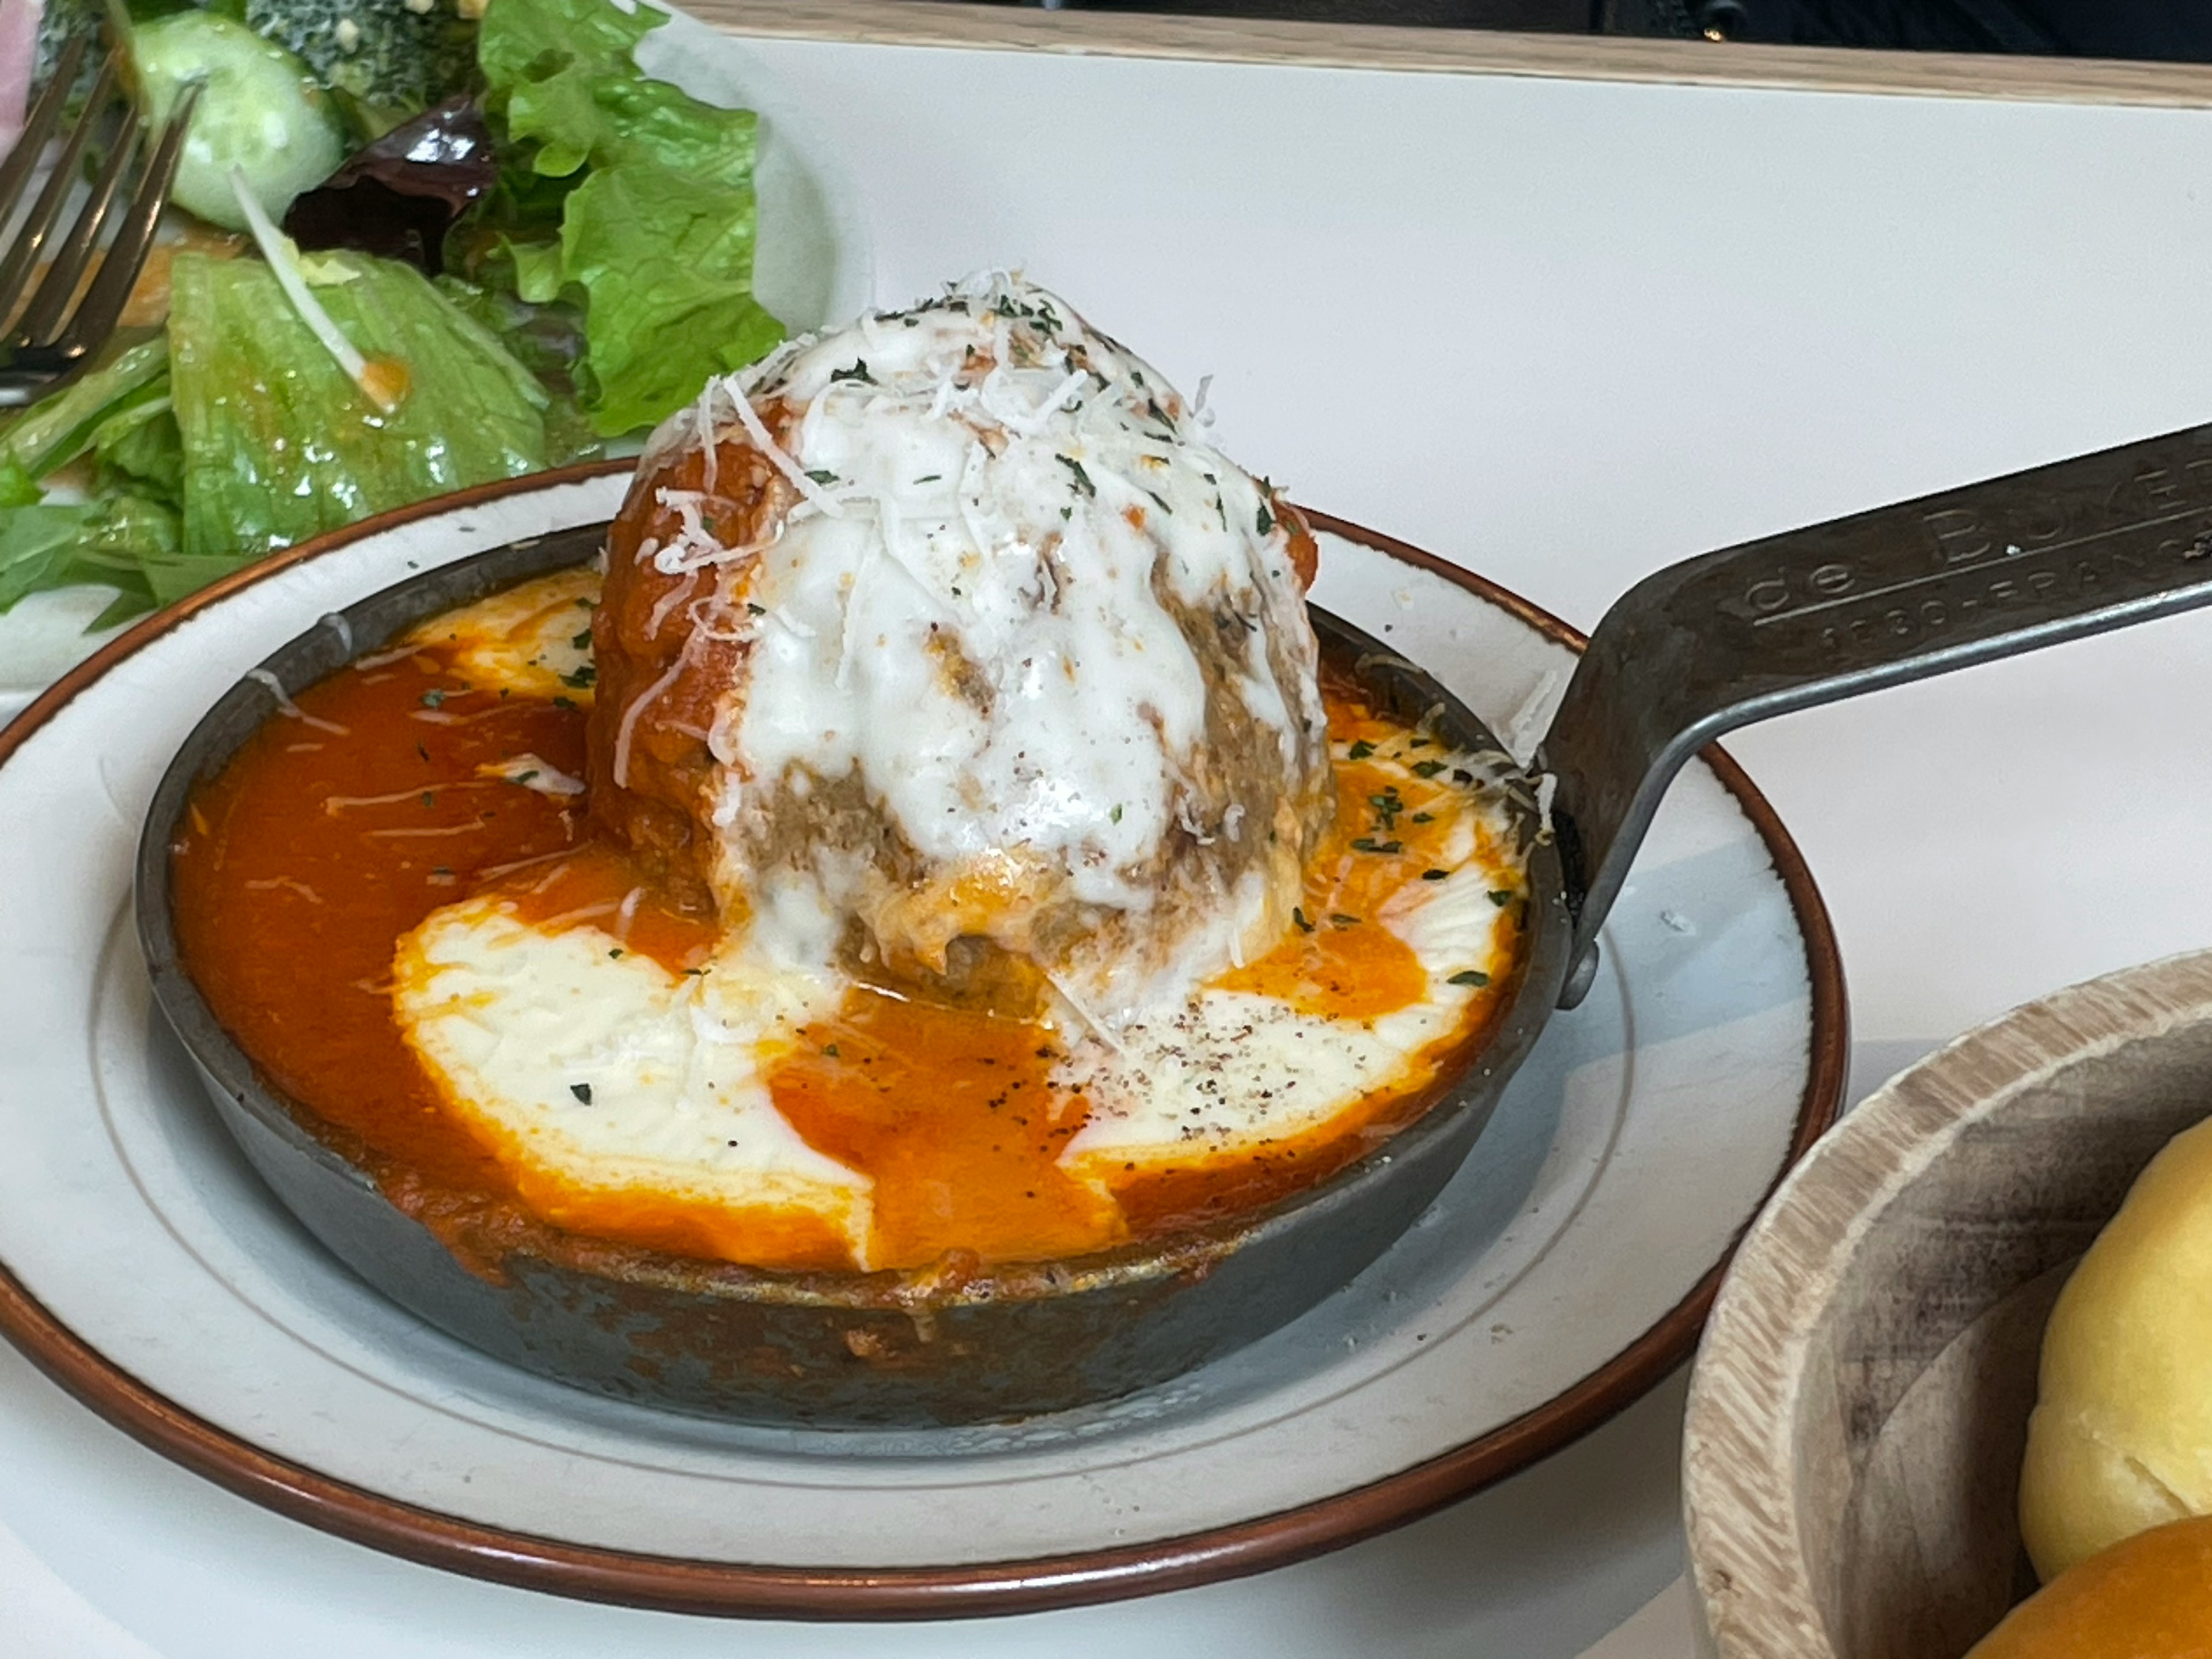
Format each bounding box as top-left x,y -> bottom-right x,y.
13,21 -> 2212,1655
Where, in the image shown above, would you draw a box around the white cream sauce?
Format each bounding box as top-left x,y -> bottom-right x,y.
1056,846 -> 1516,1175
401,567 -> 598,705
395,899 -> 873,1261
390,807 -> 1517,1266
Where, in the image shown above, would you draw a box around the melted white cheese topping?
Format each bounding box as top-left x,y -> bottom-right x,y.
648,273 -> 1324,1013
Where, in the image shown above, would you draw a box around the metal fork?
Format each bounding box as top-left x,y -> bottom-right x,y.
0,37 -> 200,404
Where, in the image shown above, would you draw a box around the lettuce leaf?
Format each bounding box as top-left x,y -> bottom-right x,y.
478,0 -> 761,184
168,248 -> 548,562
479,0 -> 660,177
558,165 -> 783,438
93,399 -> 185,505
0,247 -> 546,629
475,0 -> 782,437
0,338 -> 172,483
0,496 -> 200,628
505,237 -> 567,305
432,277 -> 604,465
0,338 -> 188,624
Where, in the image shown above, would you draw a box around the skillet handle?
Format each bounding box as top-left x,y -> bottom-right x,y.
1543,419 -> 2212,1008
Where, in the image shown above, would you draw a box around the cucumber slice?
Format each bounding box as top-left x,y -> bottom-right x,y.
137,12 -> 346,232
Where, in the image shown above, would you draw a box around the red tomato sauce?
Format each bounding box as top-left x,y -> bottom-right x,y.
170,628 -> 1518,1276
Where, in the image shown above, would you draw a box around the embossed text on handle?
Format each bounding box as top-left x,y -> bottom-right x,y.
1541,420 -> 2212,1003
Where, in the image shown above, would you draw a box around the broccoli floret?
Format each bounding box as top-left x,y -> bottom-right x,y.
238,0 -> 478,139
32,0 -> 104,97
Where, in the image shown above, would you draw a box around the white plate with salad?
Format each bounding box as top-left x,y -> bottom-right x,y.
0,0 -> 869,718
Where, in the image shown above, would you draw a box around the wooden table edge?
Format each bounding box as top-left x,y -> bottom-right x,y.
692,0 -> 2212,109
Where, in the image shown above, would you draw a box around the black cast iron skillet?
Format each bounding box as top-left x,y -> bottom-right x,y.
135,419 -> 2212,1428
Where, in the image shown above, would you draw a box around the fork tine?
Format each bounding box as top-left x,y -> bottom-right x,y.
0,52 -> 121,329
67,77 -> 201,354
0,35 -> 88,230
14,108 -> 141,346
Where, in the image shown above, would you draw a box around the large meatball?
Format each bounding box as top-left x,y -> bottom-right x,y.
588,275 -> 1332,1024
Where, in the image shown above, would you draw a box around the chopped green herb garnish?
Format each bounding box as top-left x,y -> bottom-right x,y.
1452,768 -> 1475,785
570,628 -> 592,649
569,1083 -> 593,1104
824,1043 -> 841,1058
1350,836 -> 1403,855
747,602 -> 767,616
420,791 -> 435,806
558,664 -> 596,689
515,770 -> 539,785
420,689 -> 446,708
608,948 -> 624,959
1330,912 -> 1361,927
414,741 -> 429,761
829,361 -> 875,385
1449,970 -> 1490,988
1056,454 -> 1096,497
1410,812 -> 1434,824
552,695 -> 577,711
914,473 -> 942,483
1110,804 -> 1123,823
1488,889 -> 1516,907
804,468 -> 839,486
1293,907 -> 1315,933
1060,505 -> 1073,521
1422,869 -> 1449,881
1346,740 -> 1375,761
1256,499 -> 1275,536
1411,759 -> 1448,779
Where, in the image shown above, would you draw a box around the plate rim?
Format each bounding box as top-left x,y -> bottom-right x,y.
0,463 -> 1849,1620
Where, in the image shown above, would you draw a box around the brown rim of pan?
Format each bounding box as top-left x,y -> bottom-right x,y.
0,461 -> 1850,1621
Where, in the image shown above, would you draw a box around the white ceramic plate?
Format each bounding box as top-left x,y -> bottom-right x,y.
0,471 -> 1842,1615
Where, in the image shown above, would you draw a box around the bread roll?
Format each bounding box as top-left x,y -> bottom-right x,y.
1967,1514 -> 2212,1657
2020,1113 -> 2212,1581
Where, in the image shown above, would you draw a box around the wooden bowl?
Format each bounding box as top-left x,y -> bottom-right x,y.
1681,950 -> 2212,1659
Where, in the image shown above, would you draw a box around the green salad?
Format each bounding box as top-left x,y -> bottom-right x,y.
1,0 -> 787,631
